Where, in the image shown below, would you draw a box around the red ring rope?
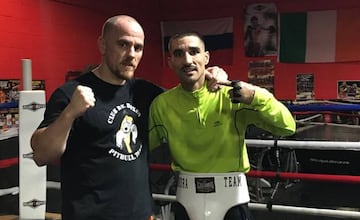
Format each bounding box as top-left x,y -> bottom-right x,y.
0,157 -> 18,168
293,111 -> 360,118
150,163 -> 360,184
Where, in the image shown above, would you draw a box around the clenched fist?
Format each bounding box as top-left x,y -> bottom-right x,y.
67,85 -> 96,118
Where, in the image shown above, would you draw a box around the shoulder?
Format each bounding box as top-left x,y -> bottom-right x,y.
133,78 -> 164,91
48,73 -> 96,103
50,81 -> 78,102
58,72 -> 93,92
153,86 -> 177,100
58,72 -> 108,95
150,86 -> 180,111
132,78 -> 165,98
58,80 -> 78,93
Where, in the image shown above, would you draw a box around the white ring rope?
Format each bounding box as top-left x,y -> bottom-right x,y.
42,179 -> 360,219
246,139 -> 360,151
296,114 -> 322,122
296,121 -> 360,128
291,100 -> 360,105
152,194 -> 360,219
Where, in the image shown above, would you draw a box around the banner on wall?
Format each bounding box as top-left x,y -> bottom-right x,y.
160,17 -> 233,66
247,60 -> 274,93
296,73 -> 314,100
244,3 -> 278,57
279,8 -> 360,63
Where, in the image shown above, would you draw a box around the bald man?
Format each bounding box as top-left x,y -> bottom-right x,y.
30,15 -> 161,220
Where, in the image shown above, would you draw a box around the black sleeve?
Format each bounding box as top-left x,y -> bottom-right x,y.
38,82 -> 76,129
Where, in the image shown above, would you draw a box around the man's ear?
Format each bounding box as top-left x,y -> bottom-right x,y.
204,51 -> 210,65
167,56 -> 173,69
98,36 -> 105,55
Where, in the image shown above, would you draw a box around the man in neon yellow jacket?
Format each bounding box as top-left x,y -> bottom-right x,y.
149,32 -> 296,220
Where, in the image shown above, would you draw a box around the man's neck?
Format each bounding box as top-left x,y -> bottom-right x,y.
93,65 -> 126,85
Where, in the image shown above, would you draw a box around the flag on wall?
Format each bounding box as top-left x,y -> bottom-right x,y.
279,8 -> 360,63
160,17 -> 233,66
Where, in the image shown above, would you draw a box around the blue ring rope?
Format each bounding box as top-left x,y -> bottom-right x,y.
286,104 -> 360,112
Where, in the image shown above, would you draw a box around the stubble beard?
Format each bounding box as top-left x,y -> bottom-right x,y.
110,67 -> 135,81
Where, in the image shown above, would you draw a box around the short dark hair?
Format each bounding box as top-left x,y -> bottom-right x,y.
168,31 -> 206,51
250,16 -> 258,22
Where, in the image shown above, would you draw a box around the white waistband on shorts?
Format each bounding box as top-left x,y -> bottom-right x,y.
176,171 -> 250,204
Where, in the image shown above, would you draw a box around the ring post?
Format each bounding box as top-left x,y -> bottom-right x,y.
19,59 -> 47,220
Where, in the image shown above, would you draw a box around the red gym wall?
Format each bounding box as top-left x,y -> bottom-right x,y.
1,0 -> 360,100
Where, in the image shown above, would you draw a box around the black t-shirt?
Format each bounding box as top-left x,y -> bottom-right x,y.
39,72 -> 164,220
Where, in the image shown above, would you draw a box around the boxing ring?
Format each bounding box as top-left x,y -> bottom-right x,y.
1,61 -> 360,219
149,100 -> 360,220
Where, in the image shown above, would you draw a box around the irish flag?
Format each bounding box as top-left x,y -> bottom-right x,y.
160,17 -> 233,65
279,8 -> 360,63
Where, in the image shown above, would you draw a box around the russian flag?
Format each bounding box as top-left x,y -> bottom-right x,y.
279,8 -> 360,63
160,17 -> 234,66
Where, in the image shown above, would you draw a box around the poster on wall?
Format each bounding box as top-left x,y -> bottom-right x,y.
248,59 -> 274,93
296,73 -> 314,100
32,80 -> 46,90
338,80 -> 360,100
0,80 -> 20,140
244,3 -> 277,57
0,79 -> 46,140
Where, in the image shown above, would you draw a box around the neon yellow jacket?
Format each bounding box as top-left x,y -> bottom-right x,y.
149,84 -> 296,173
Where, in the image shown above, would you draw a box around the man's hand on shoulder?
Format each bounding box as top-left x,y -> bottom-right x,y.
205,66 -> 231,92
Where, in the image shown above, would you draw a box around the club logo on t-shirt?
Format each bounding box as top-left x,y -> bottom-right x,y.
107,103 -> 142,161
115,115 -> 137,153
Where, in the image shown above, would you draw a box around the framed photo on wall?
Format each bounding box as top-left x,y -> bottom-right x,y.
296,73 -> 314,100
32,80 -> 46,90
248,59 -> 274,93
244,3 -> 277,57
338,80 -> 360,100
